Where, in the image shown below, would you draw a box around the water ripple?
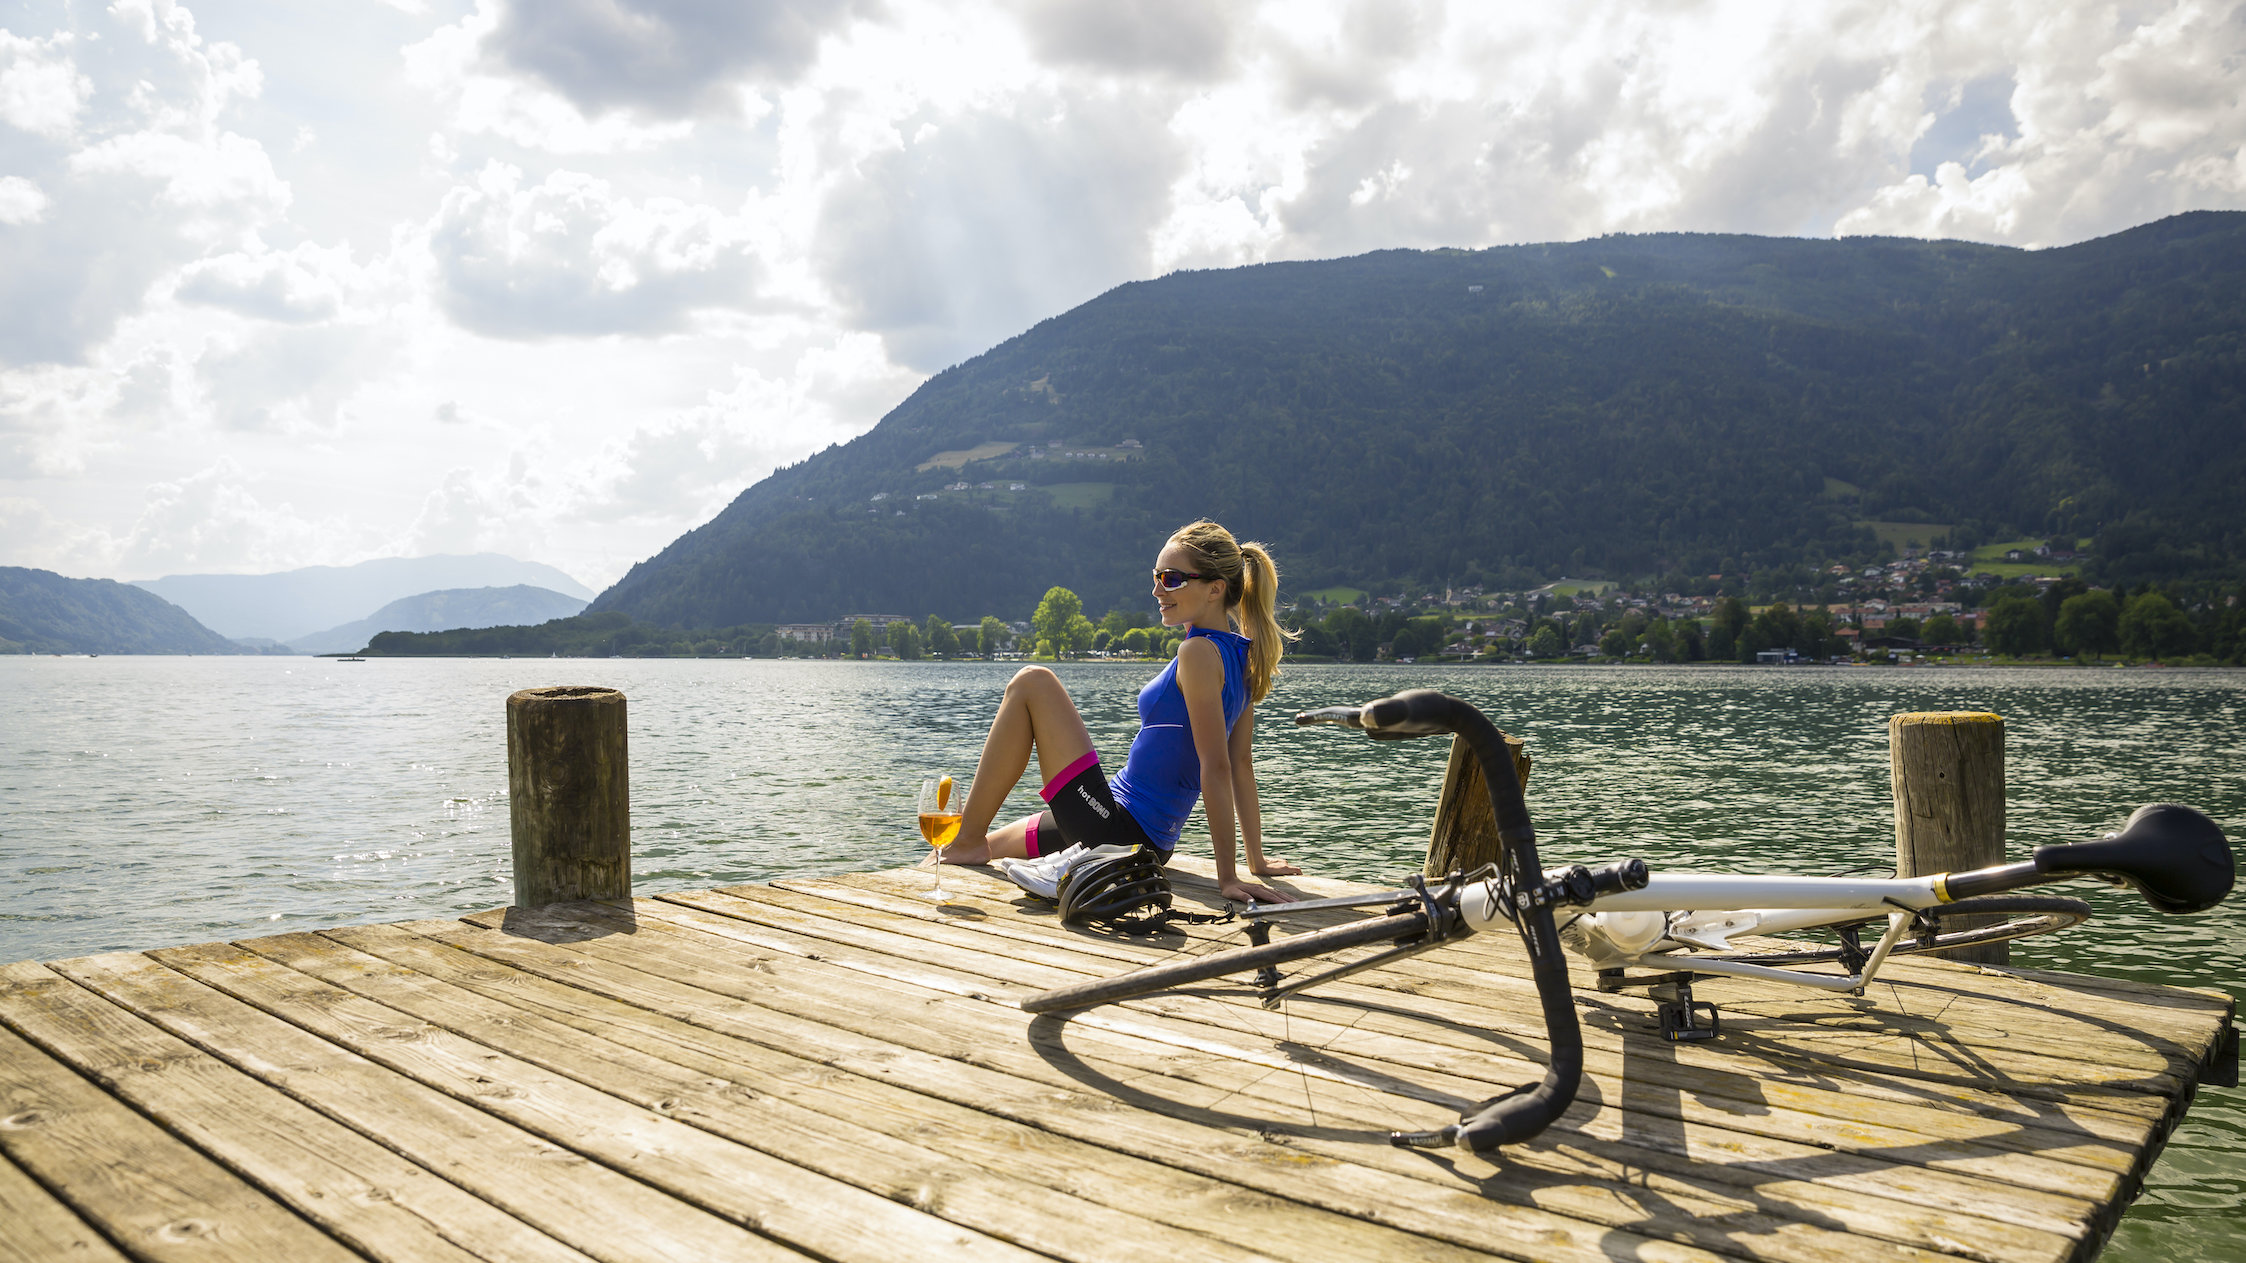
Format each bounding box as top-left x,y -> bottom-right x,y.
1,656 -> 2239,1258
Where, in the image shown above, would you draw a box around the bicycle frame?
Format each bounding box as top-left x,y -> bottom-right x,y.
1568,874 -> 1945,992
1025,689 -> 2234,1154
1268,873 -> 1952,995
1282,689 -> 2232,1152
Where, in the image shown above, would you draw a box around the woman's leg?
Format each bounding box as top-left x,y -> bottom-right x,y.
942,666 -> 1094,865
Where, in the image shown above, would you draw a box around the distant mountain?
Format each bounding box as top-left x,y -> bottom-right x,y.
133,554 -> 594,642
1,567 -> 245,654
589,211 -> 2246,626
289,585 -> 589,655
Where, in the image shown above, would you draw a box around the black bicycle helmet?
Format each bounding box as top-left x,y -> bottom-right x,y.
1056,847 -> 1173,929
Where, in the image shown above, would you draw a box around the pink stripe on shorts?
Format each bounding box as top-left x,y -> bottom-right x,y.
1041,750 -> 1100,801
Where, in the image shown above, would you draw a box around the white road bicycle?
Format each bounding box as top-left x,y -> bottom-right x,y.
1021,689 -> 2237,1153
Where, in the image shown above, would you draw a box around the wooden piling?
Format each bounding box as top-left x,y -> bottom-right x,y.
1890,710 -> 2006,963
507,686 -> 630,907
1422,733 -> 1531,878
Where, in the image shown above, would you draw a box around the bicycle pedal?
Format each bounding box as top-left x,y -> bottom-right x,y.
1659,1001 -> 1722,1042
1650,978 -> 1721,1042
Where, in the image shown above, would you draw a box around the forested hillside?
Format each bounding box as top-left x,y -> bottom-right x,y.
593,212 -> 2246,626
290,585 -> 589,655
1,568 -> 247,654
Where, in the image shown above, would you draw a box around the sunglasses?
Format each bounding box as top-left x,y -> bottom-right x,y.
1153,568 -> 1220,590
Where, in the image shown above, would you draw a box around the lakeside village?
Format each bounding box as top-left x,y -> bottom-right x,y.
724,543 -> 2244,668
366,538 -> 2245,665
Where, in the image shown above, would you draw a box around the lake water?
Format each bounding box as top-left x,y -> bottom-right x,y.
3,655 -> 2240,1259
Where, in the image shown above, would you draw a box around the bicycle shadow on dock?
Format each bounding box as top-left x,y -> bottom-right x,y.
1022,1010 -> 1396,1145
1575,976 -> 2182,1190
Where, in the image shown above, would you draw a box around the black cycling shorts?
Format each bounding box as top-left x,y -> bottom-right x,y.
1024,751 -> 1166,861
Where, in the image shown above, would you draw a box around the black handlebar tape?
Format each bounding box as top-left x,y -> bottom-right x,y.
1361,688 -> 1459,736
1366,689 -> 1581,1152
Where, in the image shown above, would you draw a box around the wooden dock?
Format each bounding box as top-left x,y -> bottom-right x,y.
1,859 -> 2232,1263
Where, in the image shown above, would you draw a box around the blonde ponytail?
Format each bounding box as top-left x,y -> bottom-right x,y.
1168,520 -> 1296,703
1235,541 -> 1291,703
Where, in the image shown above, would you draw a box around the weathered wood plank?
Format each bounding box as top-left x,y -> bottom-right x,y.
48,950 -> 798,1263
6,854 -> 2218,1263
788,870 -> 2182,1137
1153,859 -> 2234,1073
437,903 -> 2104,1261
424,903 -> 2102,1258
772,872 -> 2180,1145
640,887 -> 2139,1197
848,860 -> 2223,1106
0,1015 -> 355,1263
1161,857 -> 2232,1028
360,920 -> 1529,1263
0,961 -> 589,1263
330,921 -> 1530,1263
830,854 -> 2235,1064
423,911 -> 2007,1263
0,1142 -> 130,1263
362,923 -> 2016,1263
144,939 -> 1037,1263
240,927 -> 1303,1263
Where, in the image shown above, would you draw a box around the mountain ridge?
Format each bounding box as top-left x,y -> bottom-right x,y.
590,212 -> 2246,626
288,585 -> 590,655
1,567 -> 250,654
134,554 -> 594,641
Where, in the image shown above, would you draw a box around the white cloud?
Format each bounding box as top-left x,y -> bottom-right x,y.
1016,0 -> 1240,82
0,496 -> 116,576
1837,1 -> 2246,244
173,241 -> 366,323
1837,161 -> 2037,241
570,330 -> 917,526
4,0 -> 2244,590
116,459 -> 344,577
0,175 -> 50,224
107,342 -> 190,426
0,29 -> 91,138
0,1 -> 287,367
404,465 -> 513,556
815,88 -> 1183,370
196,321 -> 397,432
428,161 -> 765,336
484,0 -> 868,118
402,1 -> 731,154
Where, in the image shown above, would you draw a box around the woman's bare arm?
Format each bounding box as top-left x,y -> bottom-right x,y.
1179,639 -> 1292,903
1227,715 -> 1297,878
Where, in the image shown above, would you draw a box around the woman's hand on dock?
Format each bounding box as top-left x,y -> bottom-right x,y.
1221,877 -> 1297,905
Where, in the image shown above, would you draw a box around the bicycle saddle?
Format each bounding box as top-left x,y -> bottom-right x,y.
2032,803 -> 2234,914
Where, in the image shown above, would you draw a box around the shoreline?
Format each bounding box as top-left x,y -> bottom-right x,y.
7,653 -> 2234,671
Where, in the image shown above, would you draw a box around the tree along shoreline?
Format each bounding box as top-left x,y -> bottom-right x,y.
356,576 -> 2246,667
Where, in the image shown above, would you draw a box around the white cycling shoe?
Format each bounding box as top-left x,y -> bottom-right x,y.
995,843 -> 1137,901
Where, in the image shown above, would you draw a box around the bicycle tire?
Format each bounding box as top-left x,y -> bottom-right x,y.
1021,909 -> 1427,1013
1713,895 -> 2092,967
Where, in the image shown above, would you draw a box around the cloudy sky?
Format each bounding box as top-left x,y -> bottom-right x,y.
4,0 -> 2242,590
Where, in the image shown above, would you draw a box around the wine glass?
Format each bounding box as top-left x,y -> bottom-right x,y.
916,775 -> 963,902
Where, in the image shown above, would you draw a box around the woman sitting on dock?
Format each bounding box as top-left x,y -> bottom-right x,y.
939,520 -> 1302,905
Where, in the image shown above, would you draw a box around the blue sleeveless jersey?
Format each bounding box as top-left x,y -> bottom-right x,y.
1110,626 -> 1252,848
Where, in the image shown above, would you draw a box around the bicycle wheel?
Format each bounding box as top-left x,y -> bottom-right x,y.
1020,909 -> 1426,1013
1717,895 -> 2092,967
